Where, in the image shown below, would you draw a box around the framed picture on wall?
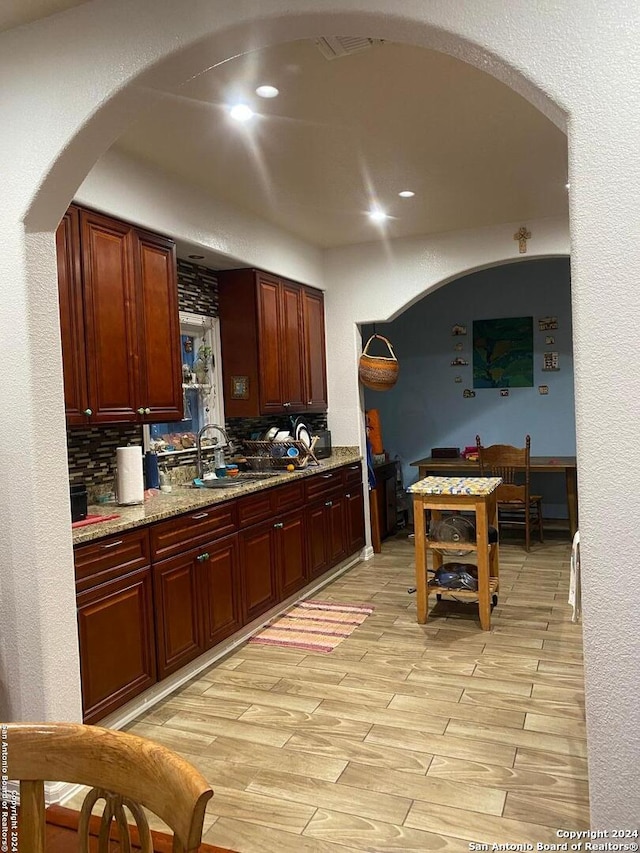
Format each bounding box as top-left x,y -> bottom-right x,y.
472,316 -> 534,388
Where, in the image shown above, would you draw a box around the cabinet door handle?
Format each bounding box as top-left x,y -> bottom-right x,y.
349,465 -> 360,470
144,407 -> 151,415
283,402 -> 291,408
137,407 -> 145,415
83,408 -> 93,416
322,473 -> 334,479
196,552 -> 210,562
273,522 -> 284,529
307,400 -> 313,405
191,512 -> 209,520
345,493 -> 351,498
101,540 -> 124,549
325,500 -> 333,507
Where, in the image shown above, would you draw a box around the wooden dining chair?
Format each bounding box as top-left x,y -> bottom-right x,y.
7,722 -> 214,853
475,434 -> 544,551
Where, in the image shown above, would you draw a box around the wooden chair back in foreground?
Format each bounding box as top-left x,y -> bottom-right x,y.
475,434 -> 544,551
7,722 -> 214,853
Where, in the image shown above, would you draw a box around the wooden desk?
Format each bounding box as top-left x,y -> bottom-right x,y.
44,805 -> 233,853
409,476 -> 501,630
410,455 -> 578,537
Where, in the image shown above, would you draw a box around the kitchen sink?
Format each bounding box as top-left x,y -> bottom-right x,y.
184,472 -> 282,489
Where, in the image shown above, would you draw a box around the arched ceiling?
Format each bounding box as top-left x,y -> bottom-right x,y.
114,38 -> 568,250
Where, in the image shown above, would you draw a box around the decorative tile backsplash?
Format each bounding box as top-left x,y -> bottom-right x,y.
67,424 -> 142,501
177,259 -> 219,317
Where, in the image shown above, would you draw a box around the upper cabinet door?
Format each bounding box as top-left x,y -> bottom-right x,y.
280,282 -> 306,411
302,287 -> 328,411
134,230 -> 183,422
56,206 -> 89,424
80,209 -> 139,423
257,273 -> 285,413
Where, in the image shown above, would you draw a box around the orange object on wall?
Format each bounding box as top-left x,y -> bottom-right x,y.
366,409 -> 384,454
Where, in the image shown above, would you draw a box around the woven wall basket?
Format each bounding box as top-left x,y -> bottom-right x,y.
358,334 -> 399,391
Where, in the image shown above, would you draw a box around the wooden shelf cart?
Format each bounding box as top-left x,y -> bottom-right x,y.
409,476 -> 502,630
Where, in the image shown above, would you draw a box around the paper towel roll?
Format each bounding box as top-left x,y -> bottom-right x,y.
116,446 -> 144,505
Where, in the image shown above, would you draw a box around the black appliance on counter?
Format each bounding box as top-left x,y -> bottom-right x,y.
314,430 -> 332,459
70,484 -> 88,522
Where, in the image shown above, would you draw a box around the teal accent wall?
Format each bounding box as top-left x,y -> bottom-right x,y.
363,258 -> 574,518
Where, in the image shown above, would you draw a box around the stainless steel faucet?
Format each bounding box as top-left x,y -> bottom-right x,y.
196,424 -> 231,478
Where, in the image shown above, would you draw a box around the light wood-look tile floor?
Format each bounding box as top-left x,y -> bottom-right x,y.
95,531 -> 590,851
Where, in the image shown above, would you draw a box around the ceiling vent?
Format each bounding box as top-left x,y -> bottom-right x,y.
315,36 -> 383,60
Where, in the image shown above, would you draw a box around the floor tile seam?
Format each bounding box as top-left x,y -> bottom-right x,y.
267,771 -> 415,826
343,758 -> 511,813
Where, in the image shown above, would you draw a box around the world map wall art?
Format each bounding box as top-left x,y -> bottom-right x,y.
472,316 -> 533,388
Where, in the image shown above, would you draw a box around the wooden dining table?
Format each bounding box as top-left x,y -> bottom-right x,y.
410,455 -> 578,537
44,805 -> 234,853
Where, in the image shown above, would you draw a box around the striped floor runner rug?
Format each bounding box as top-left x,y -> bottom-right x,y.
248,600 -> 375,653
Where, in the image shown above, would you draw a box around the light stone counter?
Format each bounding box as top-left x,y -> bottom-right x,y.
73,448 -> 362,546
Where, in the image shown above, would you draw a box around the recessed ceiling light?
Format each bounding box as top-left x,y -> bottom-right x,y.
256,85 -> 279,98
188,254 -> 205,260
229,103 -> 254,122
368,208 -> 389,223
398,190 -> 415,198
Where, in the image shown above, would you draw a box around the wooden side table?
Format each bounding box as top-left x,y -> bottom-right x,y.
409,476 -> 502,631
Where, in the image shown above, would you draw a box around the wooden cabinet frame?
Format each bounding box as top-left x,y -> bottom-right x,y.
58,205 -> 182,426
218,268 -> 328,417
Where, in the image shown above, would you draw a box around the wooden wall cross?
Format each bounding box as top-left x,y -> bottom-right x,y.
514,226 -> 532,253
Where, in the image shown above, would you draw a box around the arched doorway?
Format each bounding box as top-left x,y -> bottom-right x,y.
2,1 -> 639,828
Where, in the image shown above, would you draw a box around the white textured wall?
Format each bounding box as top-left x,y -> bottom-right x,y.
78,150 -> 323,287
1,0 -> 640,827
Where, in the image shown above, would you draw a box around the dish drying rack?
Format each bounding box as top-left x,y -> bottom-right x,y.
242,437 -> 319,470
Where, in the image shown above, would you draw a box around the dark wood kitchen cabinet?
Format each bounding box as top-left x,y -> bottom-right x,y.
74,529 -> 156,723
152,551 -> 204,678
57,205 -> 182,426
200,534 -> 243,649
152,533 -> 242,678
57,206 -> 88,425
76,566 -> 157,724
239,520 -> 279,621
217,268 -> 328,417
73,461 -> 364,723
306,490 -> 347,579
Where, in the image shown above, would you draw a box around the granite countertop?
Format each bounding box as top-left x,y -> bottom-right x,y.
73,448 -> 362,546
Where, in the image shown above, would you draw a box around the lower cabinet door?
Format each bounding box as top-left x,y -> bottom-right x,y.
77,567 -> 156,724
239,521 -> 278,621
306,502 -> 329,578
153,553 -> 205,678
276,508 -> 307,599
345,488 -> 366,554
200,534 -> 243,648
326,495 -> 347,566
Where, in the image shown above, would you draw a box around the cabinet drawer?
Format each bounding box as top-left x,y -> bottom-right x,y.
343,462 -> 364,487
305,469 -> 343,502
272,480 -> 304,513
238,491 -> 274,527
75,528 -> 150,592
151,502 -> 237,561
